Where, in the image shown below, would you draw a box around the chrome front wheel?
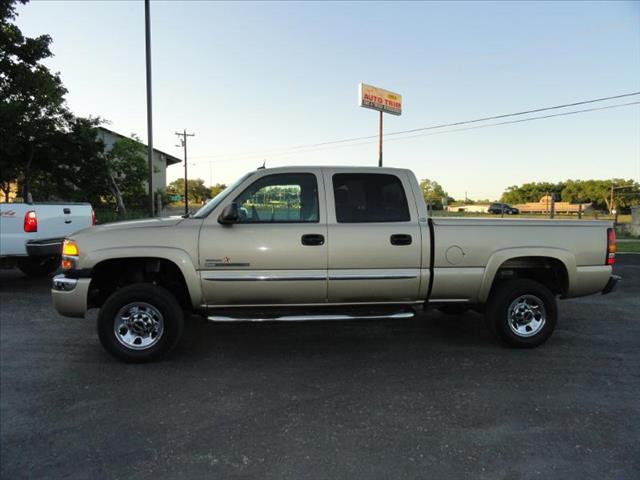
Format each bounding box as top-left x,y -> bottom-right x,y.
114,302 -> 165,350
98,284 -> 184,362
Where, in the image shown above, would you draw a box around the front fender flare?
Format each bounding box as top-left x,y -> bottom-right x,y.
85,246 -> 202,309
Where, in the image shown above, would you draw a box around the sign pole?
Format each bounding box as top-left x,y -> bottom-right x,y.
144,0 -> 154,217
358,83 -> 401,167
378,110 -> 383,167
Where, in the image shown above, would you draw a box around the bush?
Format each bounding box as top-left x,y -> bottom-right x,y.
94,208 -> 148,224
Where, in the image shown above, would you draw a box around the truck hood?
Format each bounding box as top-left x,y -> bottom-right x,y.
75,216 -> 184,236
97,216 -> 184,231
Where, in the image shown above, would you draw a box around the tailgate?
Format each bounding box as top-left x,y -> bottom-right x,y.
35,204 -> 93,238
0,204 -> 29,256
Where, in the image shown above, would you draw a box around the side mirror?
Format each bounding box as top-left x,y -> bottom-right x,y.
218,202 -> 239,225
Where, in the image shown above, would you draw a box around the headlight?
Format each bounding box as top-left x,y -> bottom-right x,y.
62,239 -> 79,256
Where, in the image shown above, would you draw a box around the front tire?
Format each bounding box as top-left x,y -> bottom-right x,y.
97,283 -> 184,362
485,279 -> 557,348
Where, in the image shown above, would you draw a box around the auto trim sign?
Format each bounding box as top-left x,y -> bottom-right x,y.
359,83 -> 402,116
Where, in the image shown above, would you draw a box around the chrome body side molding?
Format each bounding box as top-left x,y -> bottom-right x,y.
428,298 -> 470,303
204,274 -> 325,282
328,273 -> 418,280
204,271 -> 419,282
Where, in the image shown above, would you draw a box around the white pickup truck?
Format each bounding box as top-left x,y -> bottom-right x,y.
50,167 -> 619,362
1,202 -> 94,277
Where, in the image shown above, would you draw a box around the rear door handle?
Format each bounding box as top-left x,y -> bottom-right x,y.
301,234 -> 325,246
390,234 -> 412,246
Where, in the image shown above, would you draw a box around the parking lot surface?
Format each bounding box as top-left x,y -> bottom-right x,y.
1,256 -> 638,479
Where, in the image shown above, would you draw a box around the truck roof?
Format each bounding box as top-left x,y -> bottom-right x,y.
255,165 -> 413,173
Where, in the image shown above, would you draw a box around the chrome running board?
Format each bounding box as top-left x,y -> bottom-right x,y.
206,312 -> 415,322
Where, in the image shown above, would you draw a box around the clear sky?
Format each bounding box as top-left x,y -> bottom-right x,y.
15,0 -> 640,200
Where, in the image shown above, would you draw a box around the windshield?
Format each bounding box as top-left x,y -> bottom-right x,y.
192,172 -> 254,218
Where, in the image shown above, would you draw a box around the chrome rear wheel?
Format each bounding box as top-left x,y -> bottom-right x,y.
507,294 -> 546,338
486,279 -> 557,348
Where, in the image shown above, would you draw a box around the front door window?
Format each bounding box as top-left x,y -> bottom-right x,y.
234,173 -> 319,223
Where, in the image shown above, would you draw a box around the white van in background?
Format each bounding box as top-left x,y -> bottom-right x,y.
0,203 -> 94,277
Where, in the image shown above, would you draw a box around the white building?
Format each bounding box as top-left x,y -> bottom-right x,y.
97,127 -> 181,192
446,204 -> 490,213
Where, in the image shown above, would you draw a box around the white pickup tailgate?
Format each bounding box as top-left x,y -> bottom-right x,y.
0,203 -> 93,257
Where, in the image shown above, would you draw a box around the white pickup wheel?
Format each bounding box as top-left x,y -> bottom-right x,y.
17,256 -> 59,277
97,283 -> 184,362
485,279 -> 557,348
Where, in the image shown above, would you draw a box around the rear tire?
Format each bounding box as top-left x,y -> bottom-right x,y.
485,279 -> 557,348
97,283 -> 184,362
17,256 -> 59,277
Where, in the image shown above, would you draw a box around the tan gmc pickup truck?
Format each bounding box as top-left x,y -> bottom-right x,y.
51,166 -> 620,361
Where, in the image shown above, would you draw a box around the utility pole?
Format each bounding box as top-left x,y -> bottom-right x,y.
610,185 -> 632,223
175,129 -> 195,216
144,0 -> 154,217
610,184 -> 614,216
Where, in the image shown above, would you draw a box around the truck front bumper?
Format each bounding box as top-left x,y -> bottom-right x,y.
601,275 -> 621,295
52,274 -> 90,318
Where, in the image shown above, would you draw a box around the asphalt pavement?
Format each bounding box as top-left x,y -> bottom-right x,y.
1,257 -> 638,479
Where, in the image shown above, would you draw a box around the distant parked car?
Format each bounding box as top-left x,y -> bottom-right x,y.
0,202 -> 94,277
488,202 -> 519,215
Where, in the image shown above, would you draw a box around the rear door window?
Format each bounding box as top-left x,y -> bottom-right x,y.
332,173 -> 410,223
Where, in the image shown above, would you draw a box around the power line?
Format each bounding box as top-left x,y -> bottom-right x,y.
190,91 -> 640,162
190,100 -> 640,163
385,100 -> 640,143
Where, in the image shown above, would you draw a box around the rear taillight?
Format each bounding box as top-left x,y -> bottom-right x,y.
606,228 -> 616,266
23,210 -> 37,232
91,208 -> 95,225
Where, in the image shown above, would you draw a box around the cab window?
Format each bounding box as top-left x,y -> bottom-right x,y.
234,173 -> 319,223
332,173 -> 410,223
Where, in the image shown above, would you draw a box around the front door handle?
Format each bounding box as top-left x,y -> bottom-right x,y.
301,234 -> 325,246
390,234 -> 412,246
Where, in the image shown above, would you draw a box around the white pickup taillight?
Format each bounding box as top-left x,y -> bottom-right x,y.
91,208 -> 96,225
606,228 -> 616,266
23,210 -> 37,232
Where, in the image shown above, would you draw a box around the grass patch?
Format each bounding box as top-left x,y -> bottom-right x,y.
617,241 -> 640,253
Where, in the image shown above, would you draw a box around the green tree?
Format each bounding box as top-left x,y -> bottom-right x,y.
210,183 -> 227,198
167,178 -> 210,204
501,181 -> 565,204
105,136 -> 149,213
0,0 -> 73,200
28,116 -> 110,205
419,179 -> 453,210
562,179 -> 639,213
503,179 -> 640,213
